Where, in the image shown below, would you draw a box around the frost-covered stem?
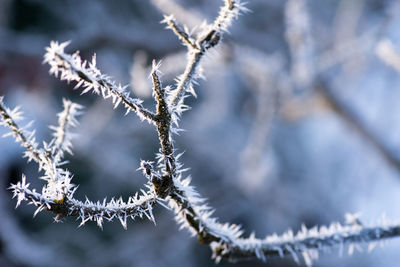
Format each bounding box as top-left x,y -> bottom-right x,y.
50,99 -> 82,162
168,185 -> 400,264
44,42 -> 156,124
150,61 -> 176,187
57,52 -> 156,122
151,61 -> 169,119
217,223 -> 400,262
9,177 -> 157,228
169,0 -> 244,109
51,101 -> 70,158
164,15 -> 197,50
156,121 -> 175,176
0,100 -> 41,163
170,51 -> 203,108
169,190 -> 224,244
207,0 -> 236,40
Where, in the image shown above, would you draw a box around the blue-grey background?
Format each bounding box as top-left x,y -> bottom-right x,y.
1,0 -> 400,266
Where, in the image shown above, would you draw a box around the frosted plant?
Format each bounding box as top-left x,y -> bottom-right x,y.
2,0 -> 400,266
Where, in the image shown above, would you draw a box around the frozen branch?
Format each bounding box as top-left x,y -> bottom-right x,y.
212,219 -> 400,264
162,15 -> 197,50
150,60 -> 169,118
148,61 -> 177,195
167,175 -> 400,265
9,175 -> 157,229
0,97 -> 42,164
49,98 -> 83,164
166,0 -> 247,117
44,41 -> 156,124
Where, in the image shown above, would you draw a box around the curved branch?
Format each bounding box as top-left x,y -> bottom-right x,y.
9,175 -> 157,229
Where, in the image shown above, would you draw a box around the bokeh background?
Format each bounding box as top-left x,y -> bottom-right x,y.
1,0 -> 400,266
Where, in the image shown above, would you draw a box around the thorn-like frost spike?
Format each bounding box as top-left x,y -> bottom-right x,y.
151,59 -> 162,77
119,214 -> 128,230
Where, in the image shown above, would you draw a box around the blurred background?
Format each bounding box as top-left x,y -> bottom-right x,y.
1,0 -> 400,266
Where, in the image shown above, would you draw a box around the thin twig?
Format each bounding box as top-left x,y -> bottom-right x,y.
163,15 -> 198,50
44,41 -> 157,124
0,98 -> 41,163
10,175 -> 157,229
49,98 -> 83,163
